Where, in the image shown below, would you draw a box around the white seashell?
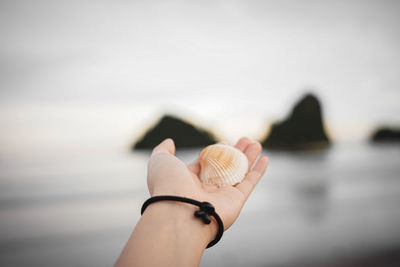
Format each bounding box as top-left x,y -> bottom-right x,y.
198,144 -> 248,188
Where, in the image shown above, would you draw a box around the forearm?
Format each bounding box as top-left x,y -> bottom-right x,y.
115,201 -> 217,267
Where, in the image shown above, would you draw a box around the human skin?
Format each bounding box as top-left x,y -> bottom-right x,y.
115,137 -> 269,267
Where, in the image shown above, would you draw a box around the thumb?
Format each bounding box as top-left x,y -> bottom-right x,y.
151,138 -> 176,156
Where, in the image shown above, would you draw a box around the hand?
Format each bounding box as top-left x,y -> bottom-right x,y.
115,138 -> 269,266
147,137 -> 269,231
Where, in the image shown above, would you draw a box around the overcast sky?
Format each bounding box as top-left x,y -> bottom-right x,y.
1,0 -> 399,149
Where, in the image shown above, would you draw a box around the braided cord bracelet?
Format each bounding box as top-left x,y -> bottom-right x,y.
141,195 -> 224,248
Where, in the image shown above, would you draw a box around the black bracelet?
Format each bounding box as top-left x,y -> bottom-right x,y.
141,195 -> 224,248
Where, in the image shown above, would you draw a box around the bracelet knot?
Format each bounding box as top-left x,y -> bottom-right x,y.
194,202 -> 215,224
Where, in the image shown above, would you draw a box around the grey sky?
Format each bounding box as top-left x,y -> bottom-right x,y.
0,0 -> 399,142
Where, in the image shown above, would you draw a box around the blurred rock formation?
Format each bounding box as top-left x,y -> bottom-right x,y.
371,127 -> 400,142
262,93 -> 330,150
133,115 -> 217,149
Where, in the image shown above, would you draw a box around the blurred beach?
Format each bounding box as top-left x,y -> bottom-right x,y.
1,139 -> 400,266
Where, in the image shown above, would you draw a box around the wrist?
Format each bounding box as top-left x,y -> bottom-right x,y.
144,199 -> 218,247
116,198 -> 218,267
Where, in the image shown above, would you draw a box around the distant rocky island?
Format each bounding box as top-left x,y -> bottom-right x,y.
133,115 -> 217,149
261,93 -> 330,150
132,94 -> 331,151
371,127 -> 400,142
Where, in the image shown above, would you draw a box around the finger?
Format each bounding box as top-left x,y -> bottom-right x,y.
235,155 -> 269,200
234,137 -> 252,152
187,159 -> 201,175
151,138 -> 175,156
244,141 -> 262,170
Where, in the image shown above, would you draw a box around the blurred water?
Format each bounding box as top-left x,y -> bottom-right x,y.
0,142 -> 400,267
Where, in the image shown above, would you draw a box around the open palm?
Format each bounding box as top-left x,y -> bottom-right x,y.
147,137 -> 269,230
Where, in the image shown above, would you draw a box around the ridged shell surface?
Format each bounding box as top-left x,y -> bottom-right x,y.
199,144 -> 248,187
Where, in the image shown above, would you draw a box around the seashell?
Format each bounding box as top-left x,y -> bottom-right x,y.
198,144 -> 248,188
